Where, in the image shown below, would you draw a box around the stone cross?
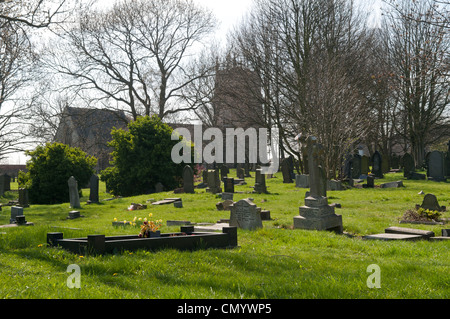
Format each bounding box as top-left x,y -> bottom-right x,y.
300,135 -> 324,198
68,176 -> 81,208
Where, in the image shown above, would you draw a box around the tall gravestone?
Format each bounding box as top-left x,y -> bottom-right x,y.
402,153 -> 415,178
223,177 -> 235,193
281,158 -> 293,183
1,174 -> 10,192
371,151 -> 383,178
253,169 -> 267,193
427,151 -> 446,181
352,154 -> 362,179
229,198 -> 263,230
220,165 -> 229,180
206,169 -> 222,194
381,154 -> 390,174
88,174 -> 99,203
293,135 -> 343,233
10,206 -> 23,224
183,165 -> 195,193
361,155 -> 370,175
68,176 -> 81,209
18,188 -> 29,207
236,165 -> 245,180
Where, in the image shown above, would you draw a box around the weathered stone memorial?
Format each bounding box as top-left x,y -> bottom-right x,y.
10,206 -> 23,224
281,158 -> 293,183
402,153 -> 415,178
427,151 -> 446,181
361,155 -> 370,175
293,135 -> 343,233
68,176 -> 81,209
223,177 -> 234,193
253,169 -> 268,193
18,188 -> 29,208
371,151 -> 383,178
295,174 -> 309,188
88,174 -> 99,203
229,198 -> 263,230
417,193 -> 446,212
183,165 -> 195,193
206,169 -> 222,194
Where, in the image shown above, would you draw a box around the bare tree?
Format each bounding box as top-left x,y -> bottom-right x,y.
383,0 -> 449,167
42,0 -> 217,121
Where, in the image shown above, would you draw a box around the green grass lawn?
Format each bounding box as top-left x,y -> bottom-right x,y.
0,170 -> 448,299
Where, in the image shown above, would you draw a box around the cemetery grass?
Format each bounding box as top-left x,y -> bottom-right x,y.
0,172 -> 448,299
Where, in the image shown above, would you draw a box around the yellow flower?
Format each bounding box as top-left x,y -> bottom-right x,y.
149,213 -> 153,218
113,218 -> 117,222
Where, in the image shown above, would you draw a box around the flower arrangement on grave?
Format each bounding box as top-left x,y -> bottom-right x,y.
400,208 -> 442,222
138,213 -> 163,238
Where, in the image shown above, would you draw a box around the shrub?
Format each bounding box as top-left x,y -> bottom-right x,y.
100,115 -> 193,197
18,142 -> 97,204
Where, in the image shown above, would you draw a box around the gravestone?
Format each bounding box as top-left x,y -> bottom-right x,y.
155,182 -> 164,193
183,165 -> 195,193
88,174 -> 99,203
295,174 -> 309,188
206,169 -> 222,194
202,170 -> 208,184
343,154 -> 353,179
236,165 -> 245,180
380,181 -> 403,188
221,192 -> 234,201
68,176 -> 81,209
361,155 -> 370,175
402,153 -> 415,178
366,175 -> 375,188
223,177 -> 235,193
427,151 -> 446,181
253,169 -> 267,193
229,198 -> 263,230
381,154 -> 390,174
220,165 -> 229,180
281,158 -> 293,183
0,174 -> 11,192
419,193 -> 445,212
371,151 -> 383,178
18,188 -> 29,207
244,162 -> 251,177
10,206 -> 23,224
293,135 -> 343,233
352,154 -> 362,179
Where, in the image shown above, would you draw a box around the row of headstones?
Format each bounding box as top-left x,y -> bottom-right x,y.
68,174 -> 100,208
182,165 -> 269,195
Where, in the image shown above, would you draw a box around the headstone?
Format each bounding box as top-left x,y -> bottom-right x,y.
343,154 -> 353,179
371,151 -> 383,178
88,174 -> 99,203
223,177 -> 235,193
293,135 -> 343,233
68,176 -> 81,209
67,210 -> 83,219
419,193 -> 445,212
236,165 -> 245,180
0,174 -> 11,192
244,162 -> 251,177
381,154 -> 390,174
402,153 -> 415,178
281,158 -> 293,183
18,188 -> 29,208
202,170 -> 208,184
253,169 -> 267,193
183,165 -> 195,193
295,174 -> 309,188
220,165 -> 229,180
385,226 -> 434,239
10,206 -> 23,224
361,155 -> 370,175
229,198 -> 263,230
352,154 -> 362,179
155,182 -> 164,193
206,169 -> 222,194
327,180 -> 343,191
427,151 -> 446,181
366,175 -> 375,188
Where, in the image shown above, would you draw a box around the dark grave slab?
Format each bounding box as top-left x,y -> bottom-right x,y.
379,181 -> 404,188
152,198 -> 182,205
47,226 -> 238,254
67,210 -> 84,219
